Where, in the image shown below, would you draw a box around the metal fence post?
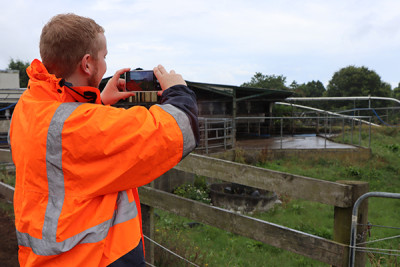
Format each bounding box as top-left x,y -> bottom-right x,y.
324,114 -> 327,149
280,118 -> 283,149
358,119 -> 362,146
342,118 -> 345,143
369,117 -> 371,148
351,118 -> 354,145
205,118 -> 208,154
224,119 -> 227,150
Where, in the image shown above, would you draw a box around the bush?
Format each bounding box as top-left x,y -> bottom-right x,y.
173,176 -> 211,204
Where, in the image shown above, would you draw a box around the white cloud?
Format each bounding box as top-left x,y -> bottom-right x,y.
1,0 -> 400,87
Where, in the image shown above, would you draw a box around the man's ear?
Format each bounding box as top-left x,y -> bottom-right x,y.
80,54 -> 92,76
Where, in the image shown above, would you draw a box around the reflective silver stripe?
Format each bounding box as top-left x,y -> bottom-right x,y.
43,102 -> 81,242
16,191 -> 138,255
16,102 -> 138,256
157,104 -> 196,158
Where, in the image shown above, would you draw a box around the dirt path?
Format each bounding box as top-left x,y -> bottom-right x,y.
0,200 -> 19,267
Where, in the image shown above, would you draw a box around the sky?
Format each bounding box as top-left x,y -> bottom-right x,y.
1,0 -> 400,88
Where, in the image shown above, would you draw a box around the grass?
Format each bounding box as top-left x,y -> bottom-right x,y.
0,166 -> 15,219
154,209 -> 325,267
152,126 -> 400,267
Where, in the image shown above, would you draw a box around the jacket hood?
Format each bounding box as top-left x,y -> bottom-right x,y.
26,59 -> 101,104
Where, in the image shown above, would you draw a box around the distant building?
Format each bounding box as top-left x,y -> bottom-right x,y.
0,70 -> 20,89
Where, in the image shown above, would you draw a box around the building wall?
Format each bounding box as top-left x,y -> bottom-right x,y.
0,71 -> 19,89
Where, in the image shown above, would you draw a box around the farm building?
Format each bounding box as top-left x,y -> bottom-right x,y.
0,78 -> 293,151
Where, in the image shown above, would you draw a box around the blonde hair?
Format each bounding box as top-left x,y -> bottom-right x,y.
40,13 -> 105,78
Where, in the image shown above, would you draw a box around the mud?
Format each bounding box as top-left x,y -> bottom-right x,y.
0,200 -> 18,267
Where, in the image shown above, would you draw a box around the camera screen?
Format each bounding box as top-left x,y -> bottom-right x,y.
126,70 -> 161,91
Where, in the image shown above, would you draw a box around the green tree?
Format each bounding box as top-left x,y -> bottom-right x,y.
241,72 -> 288,90
326,66 -> 391,97
293,80 -> 326,97
392,83 -> 400,99
8,59 -> 30,88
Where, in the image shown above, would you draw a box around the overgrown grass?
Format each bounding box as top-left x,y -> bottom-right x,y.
154,126 -> 400,266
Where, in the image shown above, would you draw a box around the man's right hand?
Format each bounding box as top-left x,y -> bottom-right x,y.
153,65 -> 187,96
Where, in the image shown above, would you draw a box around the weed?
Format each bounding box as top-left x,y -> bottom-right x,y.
173,182 -> 211,204
0,168 -> 15,187
346,166 -> 362,178
386,143 -> 400,153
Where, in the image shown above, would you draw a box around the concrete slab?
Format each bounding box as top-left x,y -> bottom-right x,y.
236,135 -> 357,150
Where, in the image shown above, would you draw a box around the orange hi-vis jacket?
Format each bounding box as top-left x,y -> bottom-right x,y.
9,59 -> 198,266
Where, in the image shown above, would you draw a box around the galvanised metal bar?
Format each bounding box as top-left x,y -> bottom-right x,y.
349,192 -> 400,267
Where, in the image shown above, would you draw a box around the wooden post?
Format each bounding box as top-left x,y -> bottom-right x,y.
333,181 -> 369,267
141,203 -> 155,265
141,181 -> 155,265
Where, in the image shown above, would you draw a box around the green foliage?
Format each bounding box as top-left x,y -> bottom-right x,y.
292,80 -> 326,97
271,103 -> 292,116
385,143 -> 400,153
345,166 -> 362,177
8,58 -> 30,88
193,175 -> 208,192
0,167 -> 15,187
392,82 -> 400,99
241,72 -> 288,90
173,176 -> 211,204
327,65 -> 391,98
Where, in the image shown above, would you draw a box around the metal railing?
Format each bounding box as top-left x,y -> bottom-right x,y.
196,117 -> 233,154
197,115 -> 373,154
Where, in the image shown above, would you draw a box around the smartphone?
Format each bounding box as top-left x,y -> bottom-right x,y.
125,70 -> 161,92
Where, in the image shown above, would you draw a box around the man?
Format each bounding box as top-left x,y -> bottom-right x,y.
9,13 -> 199,266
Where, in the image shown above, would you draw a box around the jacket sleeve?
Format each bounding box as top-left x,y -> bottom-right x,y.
59,85 -> 199,197
159,85 -> 200,146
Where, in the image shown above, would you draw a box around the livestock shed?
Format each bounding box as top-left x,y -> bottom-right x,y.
101,79 -> 293,151
186,81 -> 293,151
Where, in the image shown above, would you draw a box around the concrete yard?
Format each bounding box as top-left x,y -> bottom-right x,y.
236,135 -> 357,150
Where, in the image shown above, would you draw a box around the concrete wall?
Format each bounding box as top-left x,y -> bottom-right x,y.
0,120 -> 10,133
212,147 -> 372,164
152,169 -> 195,193
0,71 -> 19,89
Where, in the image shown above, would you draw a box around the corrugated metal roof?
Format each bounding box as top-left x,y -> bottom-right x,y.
186,81 -> 293,101
0,80 -> 293,104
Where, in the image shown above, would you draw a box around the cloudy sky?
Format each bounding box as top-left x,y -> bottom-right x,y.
1,0 -> 400,88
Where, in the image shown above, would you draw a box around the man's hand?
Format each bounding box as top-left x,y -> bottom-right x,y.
101,68 -> 136,105
153,65 -> 187,96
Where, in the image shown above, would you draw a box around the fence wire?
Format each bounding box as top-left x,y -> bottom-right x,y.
144,235 -> 201,267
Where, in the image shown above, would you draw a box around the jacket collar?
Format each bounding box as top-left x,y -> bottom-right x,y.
27,59 -> 102,104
